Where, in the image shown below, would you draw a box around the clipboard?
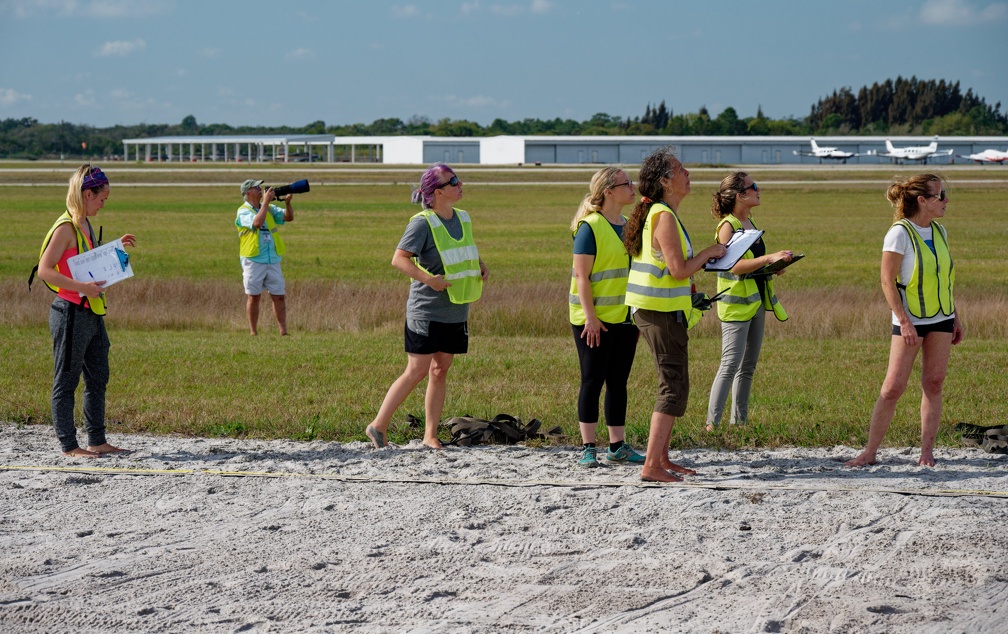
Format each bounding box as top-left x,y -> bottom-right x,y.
702,229 -> 763,272
750,253 -> 804,277
66,238 -> 134,290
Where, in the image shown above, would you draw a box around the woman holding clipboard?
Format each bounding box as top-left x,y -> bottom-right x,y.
32,165 -> 135,457
704,172 -> 793,431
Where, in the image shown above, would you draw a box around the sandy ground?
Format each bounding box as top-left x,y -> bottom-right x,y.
1,423 -> 1006,633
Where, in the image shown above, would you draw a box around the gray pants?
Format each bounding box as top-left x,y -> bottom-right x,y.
706,308 -> 766,427
49,298 -> 110,452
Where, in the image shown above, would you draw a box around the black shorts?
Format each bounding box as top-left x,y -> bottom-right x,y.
405,320 -> 469,355
891,318 -> 955,338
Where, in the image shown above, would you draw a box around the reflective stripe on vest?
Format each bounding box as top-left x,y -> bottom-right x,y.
568,212 -> 630,325
35,212 -> 107,316
625,203 -> 692,313
714,215 -> 787,322
415,209 -> 482,305
237,203 -> 286,258
895,219 -> 954,318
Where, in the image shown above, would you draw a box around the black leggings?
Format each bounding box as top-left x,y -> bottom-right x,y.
571,321 -> 639,426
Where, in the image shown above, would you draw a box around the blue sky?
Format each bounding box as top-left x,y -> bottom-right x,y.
1,0 -> 1005,128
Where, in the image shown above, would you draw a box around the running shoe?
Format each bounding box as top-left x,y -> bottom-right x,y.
578,446 -> 599,468
606,443 -> 645,463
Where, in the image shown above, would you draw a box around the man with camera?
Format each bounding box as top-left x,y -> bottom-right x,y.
236,178 -> 294,335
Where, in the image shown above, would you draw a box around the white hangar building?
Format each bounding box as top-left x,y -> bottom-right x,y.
121,134 -> 1005,166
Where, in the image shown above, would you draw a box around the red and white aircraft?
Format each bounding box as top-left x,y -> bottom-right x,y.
868,136 -> 953,164
956,148 -> 1008,164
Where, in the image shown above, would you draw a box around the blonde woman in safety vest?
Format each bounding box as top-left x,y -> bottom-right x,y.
366,164 -> 489,450
33,165 -> 136,458
705,173 -> 794,432
569,166 -> 646,468
623,148 -> 726,483
847,174 -> 964,468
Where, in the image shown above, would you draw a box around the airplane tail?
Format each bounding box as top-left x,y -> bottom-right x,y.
885,140 -> 895,153
810,139 -> 820,152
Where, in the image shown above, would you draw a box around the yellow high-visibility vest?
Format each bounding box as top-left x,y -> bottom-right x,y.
714,215 -> 787,322
895,219 -> 954,318
414,209 -> 482,304
626,202 -> 693,314
34,212 -> 107,315
236,202 -> 286,258
568,212 -> 630,326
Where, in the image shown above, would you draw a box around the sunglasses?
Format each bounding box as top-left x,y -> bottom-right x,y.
436,175 -> 460,189
610,180 -> 633,190
743,182 -> 759,192
926,189 -> 947,202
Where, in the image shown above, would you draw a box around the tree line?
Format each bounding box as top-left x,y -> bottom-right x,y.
1,77 -> 1004,159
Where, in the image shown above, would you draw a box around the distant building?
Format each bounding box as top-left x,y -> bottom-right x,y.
121,135 -> 1007,166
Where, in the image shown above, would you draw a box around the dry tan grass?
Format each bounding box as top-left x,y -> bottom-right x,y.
8,279 -> 1003,340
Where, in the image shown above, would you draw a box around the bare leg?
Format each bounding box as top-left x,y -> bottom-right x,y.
919,333 -> 953,467
246,294 -> 261,336
422,352 -> 454,449
658,419 -> 696,475
271,294 -> 288,336
579,422 -> 598,445
641,411 -> 681,482
366,353 -> 434,448
846,335 -> 920,467
87,442 -> 129,454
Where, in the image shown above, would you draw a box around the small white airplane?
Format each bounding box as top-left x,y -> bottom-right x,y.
793,138 -> 857,163
956,148 -> 1008,164
867,136 -> 954,164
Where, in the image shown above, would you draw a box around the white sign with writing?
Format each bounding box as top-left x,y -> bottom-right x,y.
66,238 -> 134,289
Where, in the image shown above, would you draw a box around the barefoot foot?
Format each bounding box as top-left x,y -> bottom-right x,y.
641,466 -> 683,483
62,447 -> 103,459
365,425 -> 387,448
422,438 -> 444,450
661,460 -> 697,476
87,443 -> 130,455
844,452 -> 876,467
918,452 -> 936,467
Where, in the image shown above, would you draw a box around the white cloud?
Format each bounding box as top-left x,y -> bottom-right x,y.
74,89 -> 96,107
108,88 -> 131,99
97,38 -> 146,57
285,47 -> 314,61
530,0 -> 551,14
200,48 -> 221,59
460,1 -> 480,14
440,94 -> 508,109
0,87 -> 32,106
5,0 -> 171,18
920,0 -> 1008,25
490,4 -> 522,16
391,4 -> 421,18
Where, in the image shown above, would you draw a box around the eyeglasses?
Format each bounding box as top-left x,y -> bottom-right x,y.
925,189 -> 947,202
610,180 -> 633,190
743,182 -> 759,192
436,175 -> 460,189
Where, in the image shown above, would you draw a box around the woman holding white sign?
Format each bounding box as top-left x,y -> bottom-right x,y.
33,164 -> 136,458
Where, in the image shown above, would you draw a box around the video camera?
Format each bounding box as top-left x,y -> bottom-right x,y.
269,179 -> 310,198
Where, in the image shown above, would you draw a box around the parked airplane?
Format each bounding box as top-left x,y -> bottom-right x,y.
867,136 -> 954,164
793,138 -> 857,163
956,148 -> 1008,164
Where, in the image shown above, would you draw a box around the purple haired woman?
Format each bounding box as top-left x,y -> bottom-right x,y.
365,164 -> 489,449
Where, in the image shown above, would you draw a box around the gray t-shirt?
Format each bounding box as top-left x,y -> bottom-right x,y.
396,210 -> 470,327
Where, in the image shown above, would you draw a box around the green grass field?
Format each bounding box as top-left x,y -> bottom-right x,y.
4,162 -> 1006,450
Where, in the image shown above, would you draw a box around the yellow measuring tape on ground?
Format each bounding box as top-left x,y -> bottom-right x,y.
2,463 -> 1007,498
